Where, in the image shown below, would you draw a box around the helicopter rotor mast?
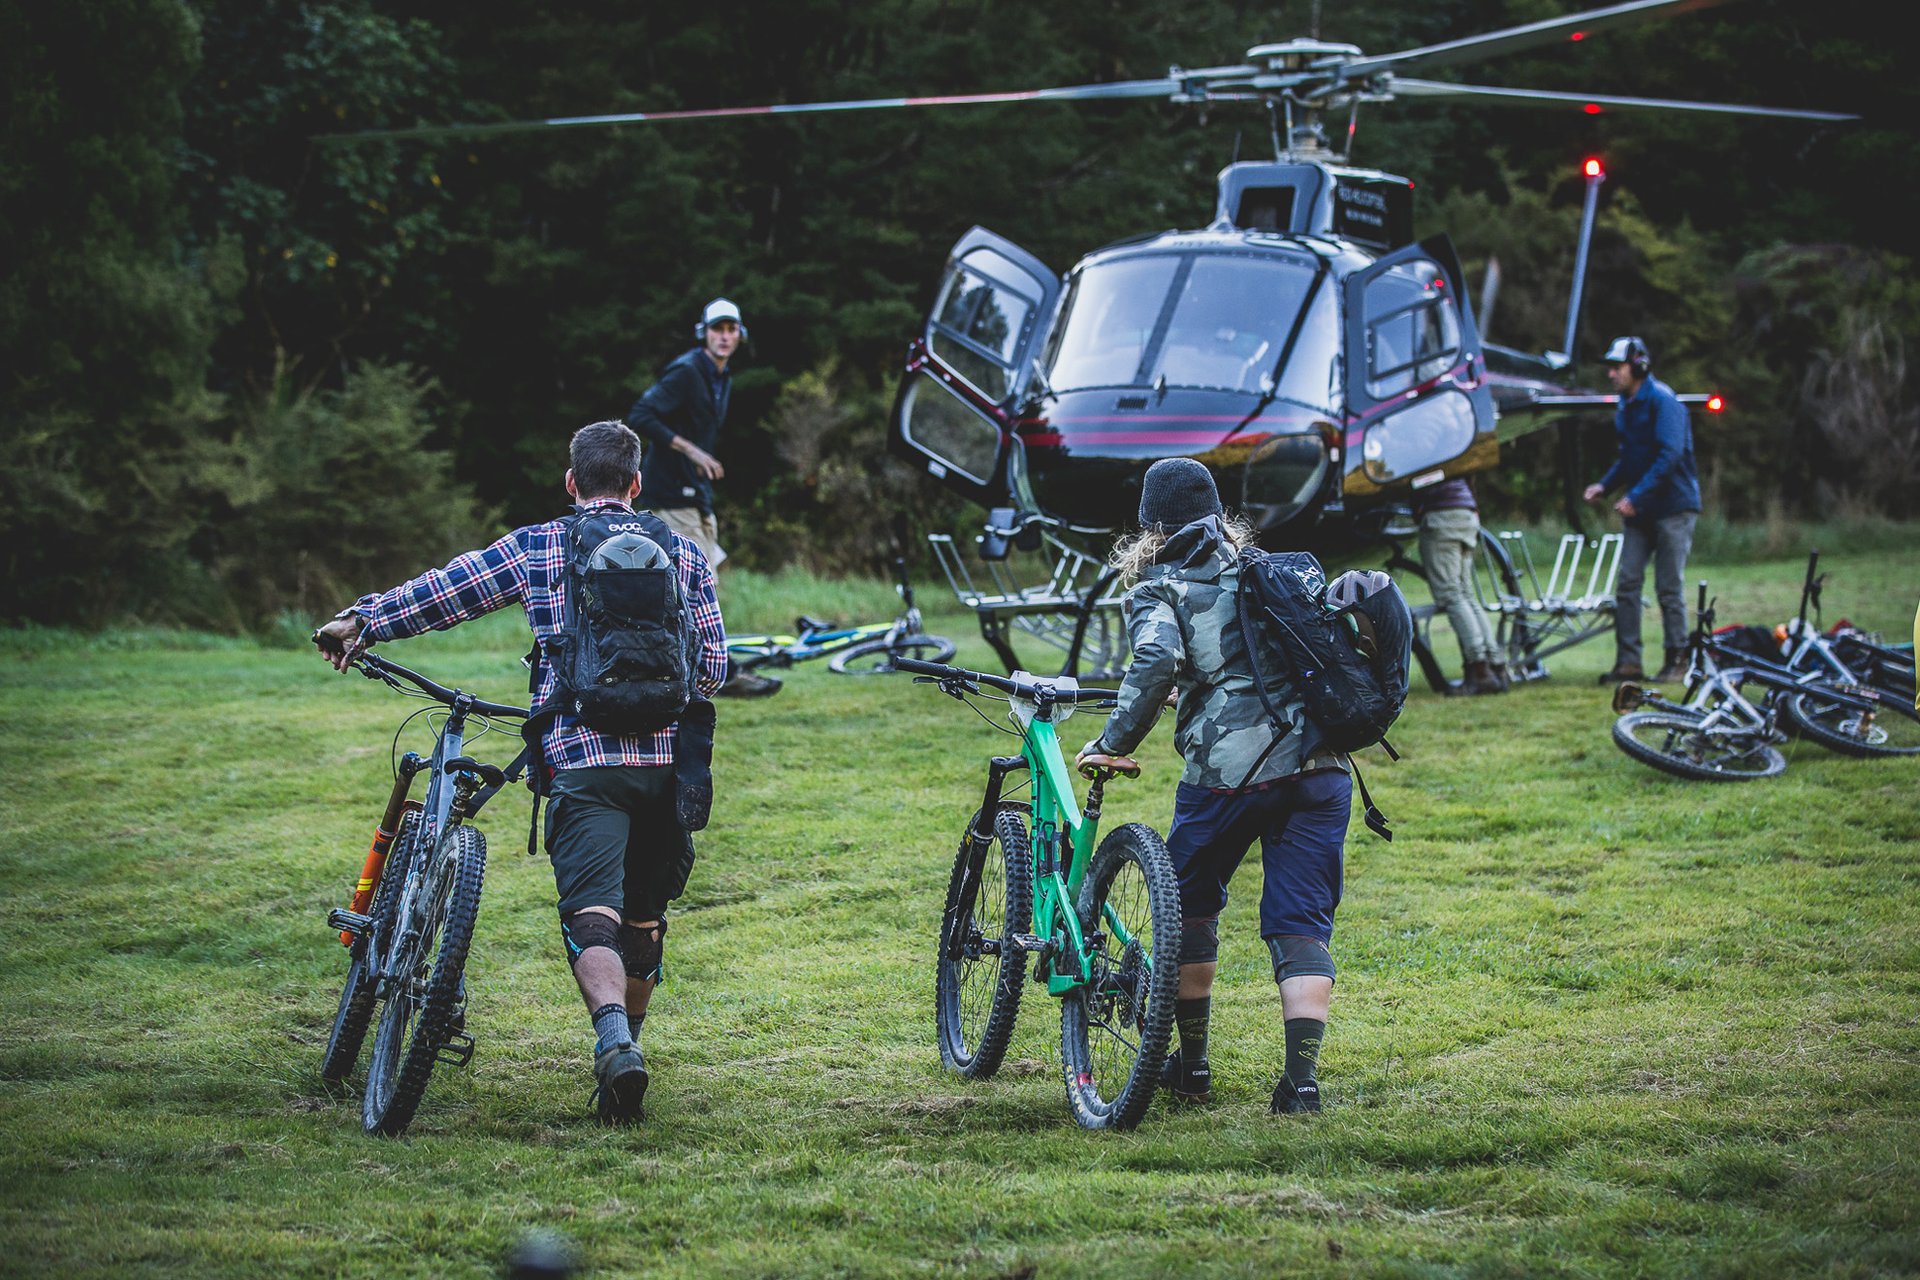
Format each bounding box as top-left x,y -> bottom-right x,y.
320,0 -> 1854,151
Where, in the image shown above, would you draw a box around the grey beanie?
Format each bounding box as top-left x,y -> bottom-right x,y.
1138,458 -> 1223,531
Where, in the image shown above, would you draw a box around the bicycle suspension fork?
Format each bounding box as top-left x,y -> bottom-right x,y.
339,753 -> 426,946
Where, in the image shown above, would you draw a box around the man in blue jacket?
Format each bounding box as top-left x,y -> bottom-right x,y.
1584,336 -> 1701,684
625,298 -> 777,697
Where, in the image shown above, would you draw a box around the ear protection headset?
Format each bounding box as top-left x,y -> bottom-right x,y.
1604,335 -> 1651,378
693,299 -> 748,344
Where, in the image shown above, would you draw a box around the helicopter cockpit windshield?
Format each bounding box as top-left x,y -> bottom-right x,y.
1044,251 -> 1324,400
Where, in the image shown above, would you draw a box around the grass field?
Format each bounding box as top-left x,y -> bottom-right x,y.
2,536 -> 1916,1278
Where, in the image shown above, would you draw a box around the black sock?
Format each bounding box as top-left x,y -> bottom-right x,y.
1284,1017 -> 1325,1085
1175,996 -> 1211,1063
626,1007 -> 645,1043
591,1003 -> 629,1054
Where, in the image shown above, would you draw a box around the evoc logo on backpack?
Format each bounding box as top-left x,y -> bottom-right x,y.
541,510 -> 693,735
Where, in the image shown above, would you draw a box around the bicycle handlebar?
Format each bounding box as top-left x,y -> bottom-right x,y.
315,630 -> 529,720
892,656 -> 1118,705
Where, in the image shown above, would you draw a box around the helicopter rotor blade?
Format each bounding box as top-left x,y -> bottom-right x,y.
1389,78 -> 1858,121
318,78 -> 1182,143
1338,0 -> 1740,79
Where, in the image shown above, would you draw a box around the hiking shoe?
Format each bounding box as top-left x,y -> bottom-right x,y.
717,670 -> 782,698
1270,1076 -> 1322,1115
591,1040 -> 649,1126
1597,663 -> 1645,686
1160,1051 -> 1212,1104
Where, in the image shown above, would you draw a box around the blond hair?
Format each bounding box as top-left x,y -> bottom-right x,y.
1108,513 -> 1257,584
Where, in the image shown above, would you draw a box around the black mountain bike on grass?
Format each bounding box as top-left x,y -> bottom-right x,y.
315,639 -> 528,1136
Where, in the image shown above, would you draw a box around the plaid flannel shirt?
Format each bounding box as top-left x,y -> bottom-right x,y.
352,499 -> 727,769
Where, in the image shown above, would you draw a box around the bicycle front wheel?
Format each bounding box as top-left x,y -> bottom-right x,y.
321,809 -> 422,1084
1781,688 -> 1920,757
1059,822 -> 1181,1130
1612,710 -> 1786,781
363,824 -> 486,1136
935,804 -> 1032,1079
829,633 -> 958,675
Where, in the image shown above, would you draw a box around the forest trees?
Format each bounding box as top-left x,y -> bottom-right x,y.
1,0 -> 1911,628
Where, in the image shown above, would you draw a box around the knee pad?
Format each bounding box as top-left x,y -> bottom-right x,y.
1178,916 -> 1220,966
621,917 -> 667,982
1267,934 -> 1336,984
560,910 -> 622,971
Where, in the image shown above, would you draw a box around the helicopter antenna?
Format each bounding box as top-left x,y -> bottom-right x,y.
1270,98 -> 1287,160
1344,99 -> 1360,160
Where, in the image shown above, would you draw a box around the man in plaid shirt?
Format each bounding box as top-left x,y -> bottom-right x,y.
318,422 -> 727,1125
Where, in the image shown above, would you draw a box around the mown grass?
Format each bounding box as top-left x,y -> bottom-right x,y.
1,538 -> 1916,1278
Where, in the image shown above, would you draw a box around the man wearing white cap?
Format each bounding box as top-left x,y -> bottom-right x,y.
626,298 -> 778,696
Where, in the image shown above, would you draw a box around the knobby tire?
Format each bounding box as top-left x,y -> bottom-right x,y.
1611,710 -> 1787,781
362,824 -> 486,1136
1780,688 -> 1920,758
829,633 -> 958,676
935,804 -> 1032,1079
1060,822 -> 1181,1130
321,810 -> 422,1084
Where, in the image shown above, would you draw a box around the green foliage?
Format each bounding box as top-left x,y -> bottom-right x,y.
183,363 -> 492,631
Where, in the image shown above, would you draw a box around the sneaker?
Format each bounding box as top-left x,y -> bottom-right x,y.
1270,1075 -> 1322,1115
1160,1051 -> 1212,1104
591,1040 -> 649,1126
1597,663 -> 1645,686
717,670 -> 782,698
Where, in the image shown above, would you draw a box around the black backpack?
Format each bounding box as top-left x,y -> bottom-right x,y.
1235,549 -> 1412,839
537,509 -> 694,735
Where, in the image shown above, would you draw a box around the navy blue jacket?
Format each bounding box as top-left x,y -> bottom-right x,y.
625,347 -> 731,514
1599,376 -> 1699,522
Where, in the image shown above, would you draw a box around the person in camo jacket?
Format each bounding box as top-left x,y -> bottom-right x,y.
1075,458 -> 1354,1116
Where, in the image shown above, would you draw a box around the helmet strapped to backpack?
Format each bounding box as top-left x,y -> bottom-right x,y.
1234,551 -> 1412,839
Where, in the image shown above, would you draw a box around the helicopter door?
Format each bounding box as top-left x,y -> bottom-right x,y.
1342,236 -> 1496,487
896,227 -> 1060,506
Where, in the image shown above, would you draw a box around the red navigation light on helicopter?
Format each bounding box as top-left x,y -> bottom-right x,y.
1584,158 -> 1603,178
1583,103 -> 1603,115
1570,30 -> 1586,41
1706,394 -> 1725,413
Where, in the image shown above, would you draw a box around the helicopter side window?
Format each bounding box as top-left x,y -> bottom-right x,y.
1364,260 -> 1462,401
1361,390 -> 1477,484
930,249 -> 1037,401
1151,255 -> 1317,395
1044,256 -> 1181,393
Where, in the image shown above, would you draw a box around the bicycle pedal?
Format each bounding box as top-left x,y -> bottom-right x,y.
327,907 -> 375,937
1009,933 -> 1051,956
435,1031 -> 476,1068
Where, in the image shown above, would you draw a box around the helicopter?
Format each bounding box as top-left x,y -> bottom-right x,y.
333,0 -> 1853,673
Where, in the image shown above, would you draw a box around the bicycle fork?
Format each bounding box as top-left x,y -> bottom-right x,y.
330,754 -> 425,945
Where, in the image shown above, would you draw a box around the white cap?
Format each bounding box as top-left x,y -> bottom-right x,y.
1603,335 -> 1647,365
701,298 -> 743,327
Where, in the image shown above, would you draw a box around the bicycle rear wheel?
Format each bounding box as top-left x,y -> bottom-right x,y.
363,823 -> 486,1136
1059,822 -> 1181,1130
1612,710 -> 1786,781
321,810 -> 422,1084
1781,687 -> 1920,757
829,633 -> 958,675
935,804 -> 1032,1078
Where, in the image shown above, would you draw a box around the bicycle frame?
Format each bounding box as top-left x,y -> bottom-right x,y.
962,677 -> 1136,997
728,618 -> 894,667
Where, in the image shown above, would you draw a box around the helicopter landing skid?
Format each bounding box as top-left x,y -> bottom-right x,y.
1389,528 -> 1625,693
926,528 -> 1129,680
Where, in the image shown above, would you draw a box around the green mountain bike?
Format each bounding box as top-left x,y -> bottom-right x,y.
897,657 -> 1181,1130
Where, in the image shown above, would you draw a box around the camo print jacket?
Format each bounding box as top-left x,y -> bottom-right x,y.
1088,517 -> 1347,791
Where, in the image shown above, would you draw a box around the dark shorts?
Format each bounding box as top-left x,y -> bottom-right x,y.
544,765 -> 693,920
1164,769 -> 1351,944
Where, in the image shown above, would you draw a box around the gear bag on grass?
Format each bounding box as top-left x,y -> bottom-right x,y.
1234,550 -> 1412,840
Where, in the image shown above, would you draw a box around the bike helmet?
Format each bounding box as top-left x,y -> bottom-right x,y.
1326,569 -> 1390,612
590,533 -> 670,570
